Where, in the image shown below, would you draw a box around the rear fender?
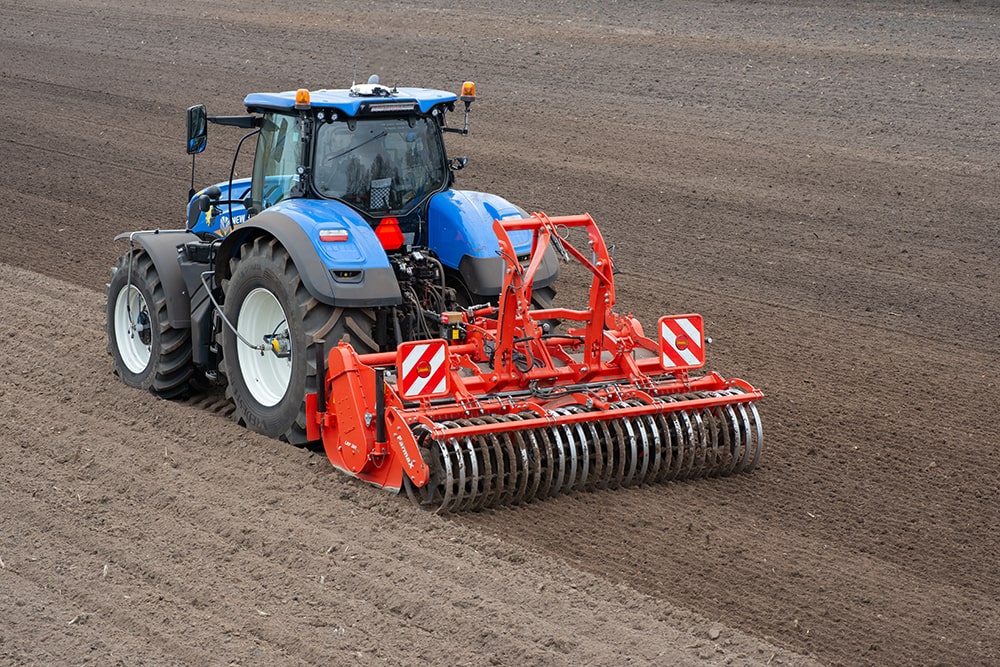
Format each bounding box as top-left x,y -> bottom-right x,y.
113,230 -> 200,329
428,190 -> 560,295
214,199 -> 402,307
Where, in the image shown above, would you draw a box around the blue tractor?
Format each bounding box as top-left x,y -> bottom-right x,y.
106,78 -> 559,444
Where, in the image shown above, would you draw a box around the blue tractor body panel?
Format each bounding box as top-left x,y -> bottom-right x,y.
188,178 -> 251,237
259,198 -> 392,272
428,190 -> 533,267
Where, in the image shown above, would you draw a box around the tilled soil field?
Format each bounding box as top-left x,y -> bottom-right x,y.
1,1 -> 998,665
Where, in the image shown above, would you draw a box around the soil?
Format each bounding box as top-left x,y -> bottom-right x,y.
1,0 -> 998,665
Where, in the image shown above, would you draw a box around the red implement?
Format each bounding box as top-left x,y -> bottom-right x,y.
308,213 -> 763,511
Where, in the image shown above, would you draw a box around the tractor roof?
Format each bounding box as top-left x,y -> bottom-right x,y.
243,86 -> 457,116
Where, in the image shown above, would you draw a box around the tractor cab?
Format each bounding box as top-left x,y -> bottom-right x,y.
186,78 -> 474,248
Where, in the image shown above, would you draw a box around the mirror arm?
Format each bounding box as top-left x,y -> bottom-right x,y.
208,115 -> 259,129
188,155 -> 197,205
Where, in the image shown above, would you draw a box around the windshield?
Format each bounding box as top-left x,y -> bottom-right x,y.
313,116 -> 447,215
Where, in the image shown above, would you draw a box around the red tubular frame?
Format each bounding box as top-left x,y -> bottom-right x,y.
308,212 -> 763,491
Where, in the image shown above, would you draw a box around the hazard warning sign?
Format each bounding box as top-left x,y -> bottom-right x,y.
658,314 -> 706,371
397,340 -> 450,400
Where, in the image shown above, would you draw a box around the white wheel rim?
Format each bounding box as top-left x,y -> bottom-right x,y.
237,287 -> 292,407
114,284 -> 152,374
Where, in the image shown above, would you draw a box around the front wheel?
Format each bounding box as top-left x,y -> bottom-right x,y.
106,250 -> 194,398
219,237 -> 376,444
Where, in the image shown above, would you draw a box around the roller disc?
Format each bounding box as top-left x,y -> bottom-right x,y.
404,390 -> 763,512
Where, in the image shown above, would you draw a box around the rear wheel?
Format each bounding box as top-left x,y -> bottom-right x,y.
449,271 -> 557,313
219,237 -> 376,444
106,250 -> 194,398
530,284 -> 556,310
451,274 -> 560,335
530,284 -> 560,333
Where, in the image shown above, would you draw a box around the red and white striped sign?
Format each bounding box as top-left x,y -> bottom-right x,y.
658,314 -> 705,371
397,340 -> 450,400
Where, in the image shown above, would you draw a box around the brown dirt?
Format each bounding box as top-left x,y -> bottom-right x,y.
1,0 -> 998,665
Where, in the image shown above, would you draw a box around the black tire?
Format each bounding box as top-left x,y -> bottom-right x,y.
530,284 -> 560,333
450,272 -> 559,334
106,250 -> 195,398
530,284 -> 557,310
219,236 -> 377,444
449,271 -> 556,311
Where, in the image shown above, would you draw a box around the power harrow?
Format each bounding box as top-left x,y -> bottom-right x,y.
309,212 -> 763,511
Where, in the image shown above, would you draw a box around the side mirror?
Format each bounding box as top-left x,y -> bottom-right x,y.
449,156 -> 469,171
186,104 -> 208,154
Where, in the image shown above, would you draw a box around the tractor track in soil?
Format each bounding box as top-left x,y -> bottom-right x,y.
1,1 -> 998,665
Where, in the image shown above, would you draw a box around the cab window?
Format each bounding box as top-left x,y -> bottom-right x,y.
313,116 -> 446,216
251,113 -> 303,210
